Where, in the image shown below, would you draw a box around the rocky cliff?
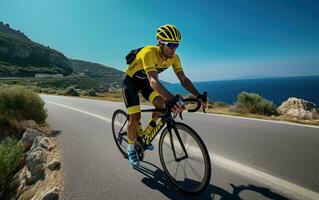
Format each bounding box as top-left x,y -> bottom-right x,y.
0,22 -> 72,76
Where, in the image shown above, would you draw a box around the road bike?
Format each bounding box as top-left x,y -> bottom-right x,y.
112,93 -> 211,194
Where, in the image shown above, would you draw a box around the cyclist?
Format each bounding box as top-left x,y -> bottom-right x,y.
122,24 -> 207,167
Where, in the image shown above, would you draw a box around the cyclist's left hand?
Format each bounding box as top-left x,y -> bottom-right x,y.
198,98 -> 207,110
197,93 -> 208,110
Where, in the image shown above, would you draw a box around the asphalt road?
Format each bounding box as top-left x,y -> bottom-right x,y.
42,95 -> 319,200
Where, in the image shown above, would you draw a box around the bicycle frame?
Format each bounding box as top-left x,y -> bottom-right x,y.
145,118 -> 165,145
141,109 -> 189,162
117,108 -> 190,162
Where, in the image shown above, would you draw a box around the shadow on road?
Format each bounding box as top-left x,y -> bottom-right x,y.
49,129 -> 62,137
135,161 -> 291,200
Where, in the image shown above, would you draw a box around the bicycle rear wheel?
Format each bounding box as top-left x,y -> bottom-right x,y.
112,109 -> 129,158
159,122 -> 211,194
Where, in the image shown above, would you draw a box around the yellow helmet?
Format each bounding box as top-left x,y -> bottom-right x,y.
156,24 -> 181,43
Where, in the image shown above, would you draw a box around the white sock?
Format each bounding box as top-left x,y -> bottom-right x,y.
127,144 -> 135,151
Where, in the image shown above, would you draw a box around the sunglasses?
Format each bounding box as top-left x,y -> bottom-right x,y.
160,41 -> 179,49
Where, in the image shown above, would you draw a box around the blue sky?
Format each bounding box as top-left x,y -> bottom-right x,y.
1,0 -> 318,82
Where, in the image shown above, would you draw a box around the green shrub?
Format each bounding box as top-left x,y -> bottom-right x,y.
65,86 -> 79,96
87,89 -> 97,96
0,86 -> 47,129
236,92 -> 277,115
0,138 -> 24,188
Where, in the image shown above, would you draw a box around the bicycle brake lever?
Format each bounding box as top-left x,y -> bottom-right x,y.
203,91 -> 208,113
179,112 -> 183,120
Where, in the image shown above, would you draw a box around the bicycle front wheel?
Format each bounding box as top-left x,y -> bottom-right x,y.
159,122 -> 211,194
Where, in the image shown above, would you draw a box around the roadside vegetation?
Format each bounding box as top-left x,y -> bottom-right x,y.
229,92 -> 277,116
1,80 -> 318,126
0,138 -> 24,192
0,86 -> 47,134
0,86 -> 47,193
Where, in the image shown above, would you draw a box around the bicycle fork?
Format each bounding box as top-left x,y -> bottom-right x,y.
167,121 -> 189,162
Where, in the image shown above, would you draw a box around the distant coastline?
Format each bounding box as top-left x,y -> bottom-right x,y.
164,74 -> 319,84
165,75 -> 319,105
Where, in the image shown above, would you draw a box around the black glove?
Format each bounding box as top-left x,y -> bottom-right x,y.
197,92 -> 208,103
166,95 -> 181,108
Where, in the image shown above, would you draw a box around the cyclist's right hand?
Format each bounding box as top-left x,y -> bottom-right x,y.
166,95 -> 184,114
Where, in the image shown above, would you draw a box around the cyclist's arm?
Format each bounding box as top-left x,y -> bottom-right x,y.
176,71 -> 200,97
176,71 -> 208,109
147,70 -> 174,100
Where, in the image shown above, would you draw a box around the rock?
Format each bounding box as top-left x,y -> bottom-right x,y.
22,128 -> 44,151
42,189 -> 59,200
26,147 -> 46,184
277,97 -> 319,120
25,170 -> 35,185
39,138 -> 50,150
31,137 -> 50,151
48,160 -> 61,171
47,145 -> 55,151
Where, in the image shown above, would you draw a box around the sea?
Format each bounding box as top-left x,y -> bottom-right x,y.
164,75 -> 319,106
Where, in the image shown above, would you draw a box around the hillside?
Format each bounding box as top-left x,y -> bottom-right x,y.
0,75 -> 108,92
69,59 -> 124,87
0,22 -> 72,76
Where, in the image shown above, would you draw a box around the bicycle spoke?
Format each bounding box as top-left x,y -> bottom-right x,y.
163,137 -> 173,150
174,162 -> 180,179
187,155 -> 204,164
185,160 -> 204,181
181,159 -> 188,189
179,128 -> 188,146
185,139 -> 196,152
164,158 -> 177,165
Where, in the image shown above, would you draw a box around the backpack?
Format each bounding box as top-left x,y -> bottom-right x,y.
125,47 -> 144,65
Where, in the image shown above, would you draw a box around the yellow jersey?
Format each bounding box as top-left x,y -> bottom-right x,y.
124,45 -> 183,79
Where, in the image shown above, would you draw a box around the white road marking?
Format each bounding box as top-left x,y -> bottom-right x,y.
45,100 -> 112,123
45,100 -> 319,200
197,112 -> 319,129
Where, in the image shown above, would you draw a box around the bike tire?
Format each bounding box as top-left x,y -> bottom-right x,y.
112,109 -> 129,158
158,122 -> 211,194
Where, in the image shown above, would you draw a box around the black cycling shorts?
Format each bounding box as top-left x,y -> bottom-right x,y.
122,75 -> 160,115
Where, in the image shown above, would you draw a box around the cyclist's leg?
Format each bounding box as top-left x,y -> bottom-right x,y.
152,94 -> 166,109
127,113 -> 141,144
140,82 -> 165,150
151,94 -> 166,119
140,81 -> 165,110
122,75 -> 141,166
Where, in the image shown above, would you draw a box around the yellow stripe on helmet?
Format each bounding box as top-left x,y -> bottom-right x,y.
166,25 -> 178,41
156,24 -> 181,42
157,28 -> 170,41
